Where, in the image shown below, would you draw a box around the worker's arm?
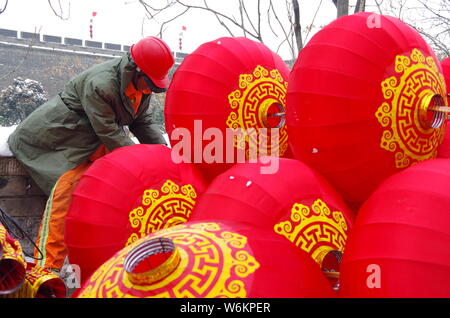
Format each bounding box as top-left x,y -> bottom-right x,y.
129,106 -> 167,145
80,81 -> 135,151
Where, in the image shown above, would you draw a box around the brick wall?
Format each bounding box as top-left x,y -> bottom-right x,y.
0,157 -> 47,256
0,29 -> 187,98
0,40 -> 113,97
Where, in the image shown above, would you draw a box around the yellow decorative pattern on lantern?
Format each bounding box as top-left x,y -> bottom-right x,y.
376,48 -> 447,168
227,65 -> 289,158
126,180 -> 197,246
274,199 -> 349,266
3,264 -> 65,298
0,224 -> 26,269
78,222 -> 260,298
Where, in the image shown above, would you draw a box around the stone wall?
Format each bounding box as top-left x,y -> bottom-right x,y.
0,34 -> 116,97
0,28 -> 186,97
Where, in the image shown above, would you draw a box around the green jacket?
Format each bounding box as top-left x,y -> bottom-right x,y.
8,53 -> 166,195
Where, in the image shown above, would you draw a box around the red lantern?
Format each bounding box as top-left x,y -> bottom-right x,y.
165,37 -> 291,182
77,221 -> 335,298
0,224 -> 26,295
65,144 -> 207,282
437,58 -> 450,158
286,13 -> 448,209
3,263 -> 67,298
190,158 -> 354,278
340,158 -> 450,297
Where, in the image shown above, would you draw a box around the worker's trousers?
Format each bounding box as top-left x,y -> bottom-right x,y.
33,162 -> 90,270
33,146 -> 108,270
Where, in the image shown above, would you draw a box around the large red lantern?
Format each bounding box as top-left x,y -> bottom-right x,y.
286,13 -> 448,209
77,221 -> 335,298
190,158 -> 353,276
65,144 -> 207,282
437,58 -> 450,158
165,37 -> 291,182
0,224 -> 26,295
340,158 -> 450,297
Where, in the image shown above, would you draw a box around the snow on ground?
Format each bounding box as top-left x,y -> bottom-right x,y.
0,125 -> 17,156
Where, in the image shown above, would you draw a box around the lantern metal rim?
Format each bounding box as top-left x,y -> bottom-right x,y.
261,101 -> 286,129
422,93 -> 447,129
320,249 -> 342,292
124,237 -> 181,285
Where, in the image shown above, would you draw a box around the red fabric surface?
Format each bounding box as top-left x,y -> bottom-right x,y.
77,221 -> 335,298
191,157 -> 354,226
190,158 -> 353,281
286,13 -> 447,210
441,58 -> 450,105
65,144 -> 207,283
437,58 -> 450,158
340,158 -> 450,297
165,37 -> 291,182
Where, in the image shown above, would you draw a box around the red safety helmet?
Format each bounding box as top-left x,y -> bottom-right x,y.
130,37 -> 174,90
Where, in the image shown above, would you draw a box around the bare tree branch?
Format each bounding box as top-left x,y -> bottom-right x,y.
0,0 -> 8,14
276,37 -> 289,54
286,1 -> 296,59
138,0 -> 306,60
204,0 -> 235,37
266,1 -> 278,37
373,0 -> 384,15
239,0 -> 247,37
270,1 -> 295,58
138,0 -> 177,20
374,0 -> 449,59
158,7 -> 190,38
240,1 -> 259,36
412,24 -> 450,58
48,0 -> 70,20
373,0 -> 449,59
303,0 -> 323,44
176,0 -> 261,40
257,0 -> 262,42
417,0 -> 450,24
138,0 -> 175,13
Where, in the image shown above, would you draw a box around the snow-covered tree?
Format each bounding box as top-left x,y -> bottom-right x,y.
0,78 -> 48,127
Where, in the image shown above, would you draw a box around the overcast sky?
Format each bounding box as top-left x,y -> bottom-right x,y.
0,0 -> 341,59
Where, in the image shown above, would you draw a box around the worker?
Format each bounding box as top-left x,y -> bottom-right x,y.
7,36 -> 174,271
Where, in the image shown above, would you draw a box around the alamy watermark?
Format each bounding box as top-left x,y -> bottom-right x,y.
60,263 -> 81,289
366,264 -> 381,289
366,13 -> 382,29
169,120 -> 282,174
